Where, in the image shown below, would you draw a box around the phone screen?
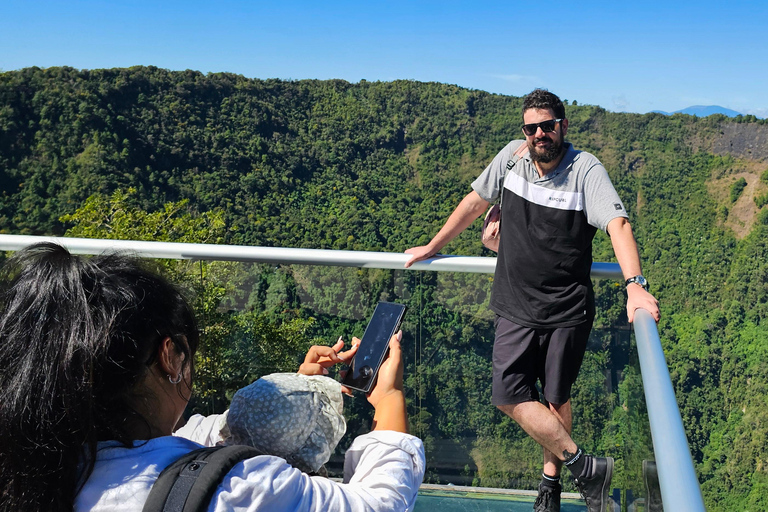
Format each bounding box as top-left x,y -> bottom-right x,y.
341,301 -> 407,393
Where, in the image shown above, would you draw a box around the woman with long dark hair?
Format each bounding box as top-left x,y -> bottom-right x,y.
0,243 -> 424,511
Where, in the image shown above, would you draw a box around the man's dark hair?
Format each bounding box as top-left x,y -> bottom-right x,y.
0,243 -> 199,511
523,88 -> 566,120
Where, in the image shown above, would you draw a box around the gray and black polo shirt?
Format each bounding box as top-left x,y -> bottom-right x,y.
472,140 -> 628,329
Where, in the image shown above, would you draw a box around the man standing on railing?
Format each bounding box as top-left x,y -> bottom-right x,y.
404,88 -> 660,512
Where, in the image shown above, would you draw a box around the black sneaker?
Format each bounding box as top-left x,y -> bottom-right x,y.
574,456 -> 614,512
533,482 -> 561,512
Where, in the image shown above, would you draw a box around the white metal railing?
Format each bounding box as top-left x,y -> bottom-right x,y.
0,234 -> 704,509
0,234 -> 624,277
633,309 -> 706,511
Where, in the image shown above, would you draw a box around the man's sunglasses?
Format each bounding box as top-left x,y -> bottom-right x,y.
521,119 -> 563,137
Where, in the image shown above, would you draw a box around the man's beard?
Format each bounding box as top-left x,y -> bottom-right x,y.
528,134 -> 564,163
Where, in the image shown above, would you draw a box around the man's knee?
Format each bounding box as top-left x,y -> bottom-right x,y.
547,400 -> 573,431
548,399 -> 571,412
496,399 -> 535,420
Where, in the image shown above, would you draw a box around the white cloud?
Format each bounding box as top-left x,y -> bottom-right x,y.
612,95 -> 630,111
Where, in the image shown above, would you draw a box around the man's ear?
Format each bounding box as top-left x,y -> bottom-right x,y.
561,118 -> 569,138
157,336 -> 184,377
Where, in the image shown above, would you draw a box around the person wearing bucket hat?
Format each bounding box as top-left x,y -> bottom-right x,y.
220,373 -> 347,475
173,331 -> 422,511
405,89 -> 659,512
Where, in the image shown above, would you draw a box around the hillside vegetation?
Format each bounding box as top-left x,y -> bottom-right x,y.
2,66 -> 768,510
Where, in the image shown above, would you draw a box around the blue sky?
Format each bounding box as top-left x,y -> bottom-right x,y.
2,0 -> 767,117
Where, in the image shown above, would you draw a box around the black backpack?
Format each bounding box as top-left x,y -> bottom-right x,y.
142,445 -> 262,512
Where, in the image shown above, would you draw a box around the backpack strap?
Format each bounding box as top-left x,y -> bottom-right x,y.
499,142 -> 529,208
143,445 -> 263,512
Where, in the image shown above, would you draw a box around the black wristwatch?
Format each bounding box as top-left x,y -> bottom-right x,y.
625,275 -> 649,291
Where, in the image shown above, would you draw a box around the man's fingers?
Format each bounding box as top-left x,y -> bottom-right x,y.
627,303 -> 661,324
404,247 -> 431,268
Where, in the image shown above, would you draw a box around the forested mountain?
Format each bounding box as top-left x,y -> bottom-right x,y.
2,66 -> 768,510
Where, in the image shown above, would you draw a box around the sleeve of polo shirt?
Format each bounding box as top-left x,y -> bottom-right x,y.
471,140 -> 525,202
582,159 -> 629,232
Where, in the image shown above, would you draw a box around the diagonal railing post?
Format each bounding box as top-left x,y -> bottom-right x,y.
633,308 -> 706,511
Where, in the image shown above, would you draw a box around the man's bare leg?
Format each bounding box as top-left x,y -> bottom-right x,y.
497,401 -> 578,461
499,400 -> 615,512
543,400 -> 572,477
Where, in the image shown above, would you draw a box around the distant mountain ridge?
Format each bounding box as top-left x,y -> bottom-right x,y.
652,105 -> 744,117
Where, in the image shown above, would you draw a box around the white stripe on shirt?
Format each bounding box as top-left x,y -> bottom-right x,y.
504,172 -> 584,212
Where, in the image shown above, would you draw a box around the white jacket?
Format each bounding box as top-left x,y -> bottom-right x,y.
75,414 -> 425,512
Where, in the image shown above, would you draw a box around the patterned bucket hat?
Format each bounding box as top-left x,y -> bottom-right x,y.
224,373 -> 346,473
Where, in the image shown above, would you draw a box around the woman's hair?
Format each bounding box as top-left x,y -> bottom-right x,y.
0,243 -> 199,512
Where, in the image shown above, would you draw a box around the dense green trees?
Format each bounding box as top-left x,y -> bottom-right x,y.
60,189 -> 317,413
2,66 -> 768,509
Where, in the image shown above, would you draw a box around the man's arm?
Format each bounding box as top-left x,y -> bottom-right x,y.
606,216 -> 660,323
404,190 -> 489,268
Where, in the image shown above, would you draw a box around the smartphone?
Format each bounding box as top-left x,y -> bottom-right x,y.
341,301 -> 407,393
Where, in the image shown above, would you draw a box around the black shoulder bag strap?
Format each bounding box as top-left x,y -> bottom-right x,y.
502,141 -> 529,206
142,445 -> 263,512
482,142 -> 530,251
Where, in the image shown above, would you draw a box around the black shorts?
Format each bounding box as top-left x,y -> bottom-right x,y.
491,315 -> 592,406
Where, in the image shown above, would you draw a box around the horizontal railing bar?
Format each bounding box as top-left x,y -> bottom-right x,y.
633,309 -> 706,511
0,234 -> 624,278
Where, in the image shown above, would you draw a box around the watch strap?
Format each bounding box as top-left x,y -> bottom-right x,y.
625,275 -> 649,291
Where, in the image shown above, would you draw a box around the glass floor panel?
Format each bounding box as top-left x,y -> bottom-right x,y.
415,487 -> 586,512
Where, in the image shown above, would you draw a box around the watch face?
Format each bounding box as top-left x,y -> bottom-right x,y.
627,275 -> 648,290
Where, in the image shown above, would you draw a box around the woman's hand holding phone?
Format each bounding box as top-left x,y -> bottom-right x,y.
368,331 -> 408,433
366,331 -> 403,407
296,331 -> 409,433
